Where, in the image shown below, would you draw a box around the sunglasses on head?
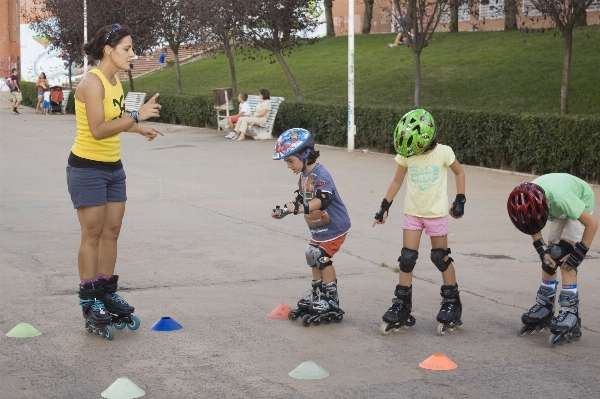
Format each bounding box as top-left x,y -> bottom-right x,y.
105,24 -> 122,45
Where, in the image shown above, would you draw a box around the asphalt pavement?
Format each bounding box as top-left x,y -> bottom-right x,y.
1,96 -> 600,398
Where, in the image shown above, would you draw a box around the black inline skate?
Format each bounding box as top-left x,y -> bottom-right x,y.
519,284 -> 556,336
436,284 -> 462,336
548,291 -> 582,347
98,275 -> 140,332
301,281 -> 344,327
380,284 -> 416,335
288,279 -> 322,321
79,282 -> 114,340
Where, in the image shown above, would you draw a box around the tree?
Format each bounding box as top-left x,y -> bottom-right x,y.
324,0 -> 335,37
363,0 -> 375,33
530,0 -> 594,114
242,0 -> 320,101
504,0 -> 519,30
152,0 -> 205,93
391,0 -> 450,106
198,0 -> 247,96
25,0 -> 160,90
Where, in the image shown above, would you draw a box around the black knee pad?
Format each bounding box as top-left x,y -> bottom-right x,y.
431,248 -> 454,272
398,248 -> 418,273
549,240 -> 574,264
306,244 -> 333,270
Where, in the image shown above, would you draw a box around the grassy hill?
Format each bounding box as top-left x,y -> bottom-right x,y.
131,25 -> 600,116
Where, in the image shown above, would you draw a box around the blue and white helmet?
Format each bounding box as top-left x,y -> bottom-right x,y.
272,128 -> 315,161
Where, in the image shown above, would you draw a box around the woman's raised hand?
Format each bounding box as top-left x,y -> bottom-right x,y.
138,93 -> 162,121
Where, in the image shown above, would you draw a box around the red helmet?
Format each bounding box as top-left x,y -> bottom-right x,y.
507,183 -> 549,235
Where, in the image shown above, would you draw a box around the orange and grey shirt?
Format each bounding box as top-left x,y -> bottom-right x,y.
71,68 -> 125,163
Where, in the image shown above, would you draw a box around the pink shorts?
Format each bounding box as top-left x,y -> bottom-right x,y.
402,214 -> 449,237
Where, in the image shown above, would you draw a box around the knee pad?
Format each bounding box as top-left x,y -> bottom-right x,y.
431,248 -> 454,272
398,248 -> 418,273
549,240 -> 574,264
306,244 -> 333,270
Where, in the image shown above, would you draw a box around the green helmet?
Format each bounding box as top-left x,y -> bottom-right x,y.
394,109 -> 437,157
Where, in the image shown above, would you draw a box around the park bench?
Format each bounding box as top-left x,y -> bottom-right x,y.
242,95 -> 284,140
124,92 -> 146,113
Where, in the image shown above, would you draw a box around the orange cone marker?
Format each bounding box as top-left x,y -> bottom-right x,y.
419,354 -> 458,371
268,303 -> 292,319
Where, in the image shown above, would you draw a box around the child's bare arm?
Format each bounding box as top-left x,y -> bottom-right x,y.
373,165 -> 407,226
449,159 -> 466,219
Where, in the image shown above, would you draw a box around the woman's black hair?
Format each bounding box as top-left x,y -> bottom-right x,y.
424,138 -> 438,152
83,24 -> 131,62
305,148 -> 320,165
260,88 -> 270,100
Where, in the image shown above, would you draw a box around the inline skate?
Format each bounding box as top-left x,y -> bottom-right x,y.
301,281 -> 344,327
79,282 -> 114,340
380,284 -> 416,335
436,284 -> 463,336
548,291 -> 582,347
288,279 -> 322,321
98,275 -> 140,331
518,284 -> 556,336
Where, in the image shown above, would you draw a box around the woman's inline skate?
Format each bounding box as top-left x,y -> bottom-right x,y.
548,291 -> 582,347
300,281 -> 344,327
380,284 -> 416,335
98,275 -> 140,332
436,284 -> 462,336
519,284 -> 556,336
79,282 -> 114,340
288,279 -> 322,321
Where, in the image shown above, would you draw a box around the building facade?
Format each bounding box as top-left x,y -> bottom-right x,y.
1,0 -> 21,77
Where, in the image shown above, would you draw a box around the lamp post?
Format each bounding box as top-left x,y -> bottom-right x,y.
347,0 -> 355,152
83,0 -> 88,75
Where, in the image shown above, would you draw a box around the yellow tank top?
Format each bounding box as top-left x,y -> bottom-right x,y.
72,69 -> 125,162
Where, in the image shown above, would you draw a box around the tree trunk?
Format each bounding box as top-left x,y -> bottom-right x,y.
324,0 -> 335,37
560,31 -> 573,115
363,0 -> 374,34
223,33 -> 237,97
128,69 -> 135,91
450,0 -> 458,32
504,0 -> 518,31
413,50 -> 421,106
173,47 -> 181,93
68,61 -> 72,89
274,50 -> 302,101
576,10 -> 587,26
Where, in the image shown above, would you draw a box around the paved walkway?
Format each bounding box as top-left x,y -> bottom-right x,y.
1,100 -> 599,398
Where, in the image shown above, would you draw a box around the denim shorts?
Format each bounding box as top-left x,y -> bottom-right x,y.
66,166 -> 127,209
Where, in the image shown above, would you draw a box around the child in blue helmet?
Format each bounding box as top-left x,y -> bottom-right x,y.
271,128 -> 351,326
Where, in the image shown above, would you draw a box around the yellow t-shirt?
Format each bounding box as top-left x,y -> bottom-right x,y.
71,69 -> 125,162
395,144 -> 456,218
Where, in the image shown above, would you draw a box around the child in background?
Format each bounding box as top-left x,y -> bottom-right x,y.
271,128 -> 351,326
43,90 -> 51,115
225,93 -> 252,139
507,174 -> 597,347
373,109 -> 466,336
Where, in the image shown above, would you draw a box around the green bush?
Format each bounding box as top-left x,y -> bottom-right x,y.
273,102 -> 600,184
151,93 -> 216,127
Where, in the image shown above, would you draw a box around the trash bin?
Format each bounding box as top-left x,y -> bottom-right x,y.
212,88 -> 234,110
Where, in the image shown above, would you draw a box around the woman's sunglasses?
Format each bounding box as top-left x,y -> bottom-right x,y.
105,24 -> 122,45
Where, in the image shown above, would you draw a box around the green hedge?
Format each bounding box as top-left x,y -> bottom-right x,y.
16,84 -> 600,183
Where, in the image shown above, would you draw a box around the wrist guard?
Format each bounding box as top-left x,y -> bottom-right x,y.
450,194 -> 466,217
303,202 -> 310,214
374,198 -> 393,222
292,201 -> 300,215
565,242 -> 589,269
534,238 -> 555,275
273,205 -> 290,219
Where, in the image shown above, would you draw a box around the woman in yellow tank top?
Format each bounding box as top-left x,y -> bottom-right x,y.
67,24 -> 163,340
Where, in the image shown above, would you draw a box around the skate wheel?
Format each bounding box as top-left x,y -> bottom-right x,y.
288,312 -> 298,321
455,321 -> 462,330
549,333 -> 560,347
104,325 -> 114,340
380,322 -> 391,336
333,313 -> 343,323
301,314 -> 312,327
92,326 -> 100,335
113,321 -> 126,330
313,319 -> 321,326
518,324 -> 529,337
323,318 -> 331,324
127,316 -> 140,330
99,329 -> 106,338
437,323 -> 446,336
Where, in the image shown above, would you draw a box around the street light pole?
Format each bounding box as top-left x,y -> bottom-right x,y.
347,0 -> 355,152
83,0 -> 88,76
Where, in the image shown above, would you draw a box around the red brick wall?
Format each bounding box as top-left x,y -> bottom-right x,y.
0,0 -> 21,76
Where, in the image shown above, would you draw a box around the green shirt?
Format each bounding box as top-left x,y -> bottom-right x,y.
533,173 -> 594,221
